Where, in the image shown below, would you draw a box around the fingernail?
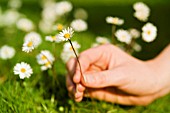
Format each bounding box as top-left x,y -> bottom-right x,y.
84,74 -> 95,84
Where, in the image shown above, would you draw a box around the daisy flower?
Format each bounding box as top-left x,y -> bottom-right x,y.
8,0 -> 22,9
96,36 -> 110,44
45,35 -> 62,43
22,40 -> 34,53
70,19 -> 88,32
36,50 -> 55,71
129,28 -> 140,39
16,18 -> 35,32
63,41 -> 81,52
61,50 -> 77,63
142,22 -> 157,42
55,1 -> 72,16
133,2 -> 150,22
39,19 -> 53,34
133,42 -> 142,52
41,3 -> 57,22
2,9 -> 21,26
115,29 -> 132,44
58,27 -> 74,41
106,16 -> 124,25
0,45 -> 15,60
13,62 -> 33,79
53,23 -> 64,31
74,8 -> 88,20
24,32 -> 42,48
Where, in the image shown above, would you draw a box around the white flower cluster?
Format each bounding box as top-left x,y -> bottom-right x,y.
36,50 -> 55,71
61,41 -> 81,63
39,1 -> 73,34
104,2 -> 157,53
133,2 -> 150,22
39,0 -> 88,34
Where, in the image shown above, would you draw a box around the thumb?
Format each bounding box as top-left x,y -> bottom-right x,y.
81,68 -> 127,88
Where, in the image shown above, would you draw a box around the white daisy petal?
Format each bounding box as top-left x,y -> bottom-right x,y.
13,62 -> 33,79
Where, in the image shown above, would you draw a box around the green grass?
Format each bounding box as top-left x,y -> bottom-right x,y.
1,0 -> 170,113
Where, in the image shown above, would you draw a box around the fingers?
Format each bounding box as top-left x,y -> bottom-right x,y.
66,74 -> 85,102
84,88 -> 156,106
66,58 -> 76,78
74,44 -> 113,84
81,67 -> 128,88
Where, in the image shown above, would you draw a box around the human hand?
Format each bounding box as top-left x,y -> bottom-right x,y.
66,44 -> 170,105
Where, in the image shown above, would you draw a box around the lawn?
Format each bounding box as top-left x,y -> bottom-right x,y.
0,0 -> 170,112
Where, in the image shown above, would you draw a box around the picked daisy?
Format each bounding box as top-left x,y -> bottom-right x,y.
0,45 -> 15,60
115,29 -> 132,44
142,22 -> 157,42
106,16 -> 124,26
70,19 -> 88,32
13,62 -> 33,79
36,50 -> 55,71
58,27 -> 74,41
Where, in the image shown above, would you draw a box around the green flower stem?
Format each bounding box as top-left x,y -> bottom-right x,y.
125,38 -> 135,54
68,39 -> 86,82
111,25 -> 116,44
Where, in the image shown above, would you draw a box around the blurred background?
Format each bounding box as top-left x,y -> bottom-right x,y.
0,0 -> 170,60
0,0 -> 170,112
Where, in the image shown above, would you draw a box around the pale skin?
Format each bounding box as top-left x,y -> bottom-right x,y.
66,44 -> 170,106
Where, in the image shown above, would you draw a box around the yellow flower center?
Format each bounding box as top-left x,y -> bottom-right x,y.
52,36 -> 56,41
21,68 -> 26,73
64,33 -> 70,39
57,24 -> 63,31
122,35 -> 126,39
27,41 -> 33,47
147,30 -> 151,35
41,55 -> 46,60
69,47 -> 73,50
45,62 -> 51,67
113,18 -> 118,24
